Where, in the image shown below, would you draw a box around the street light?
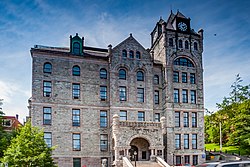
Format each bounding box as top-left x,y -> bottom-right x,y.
211,121 -> 222,152
134,151 -> 137,167
219,122 -> 222,152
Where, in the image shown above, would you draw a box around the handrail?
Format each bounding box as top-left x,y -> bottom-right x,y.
156,156 -> 171,167
123,157 -> 134,167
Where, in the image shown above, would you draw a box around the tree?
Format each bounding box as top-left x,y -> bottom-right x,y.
217,74 -> 250,109
205,75 -> 250,153
1,121 -> 56,167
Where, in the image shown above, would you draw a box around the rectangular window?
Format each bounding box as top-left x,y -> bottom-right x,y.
100,86 -> 107,101
119,86 -> 126,101
138,111 -> 145,122
192,112 -> 197,127
182,72 -> 187,83
193,155 -> 198,165
154,90 -> 159,104
2,119 -> 11,127
184,134 -> 189,149
174,89 -> 179,103
73,158 -> 81,167
190,73 -> 195,84
176,156 -> 181,166
72,109 -> 80,126
100,134 -> 108,151
155,113 -> 160,122
100,111 -> 107,128
175,111 -> 180,127
192,134 -> 197,149
184,155 -> 190,164
120,110 -> 127,121
175,134 -> 181,149
43,81 -> 52,97
173,71 -> 179,82
183,112 -> 189,127
44,132 -> 52,148
137,88 -> 144,102
43,107 -> 51,125
182,89 -> 188,103
191,90 -> 196,104
72,83 -> 80,99
73,133 -> 81,151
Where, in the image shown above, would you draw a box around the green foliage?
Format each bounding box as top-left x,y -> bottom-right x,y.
205,75 -> 250,154
1,121 -> 57,167
0,130 -> 17,159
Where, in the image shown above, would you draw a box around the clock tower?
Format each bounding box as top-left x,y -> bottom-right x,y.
150,11 -> 205,165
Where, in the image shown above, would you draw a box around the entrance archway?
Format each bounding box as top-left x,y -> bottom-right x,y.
130,137 -> 150,161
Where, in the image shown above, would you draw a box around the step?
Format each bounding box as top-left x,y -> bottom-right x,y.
135,161 -> 163,167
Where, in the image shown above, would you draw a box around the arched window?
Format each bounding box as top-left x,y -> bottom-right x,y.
154,75 -> 159,84
119,69 -> 126,80
178,40 -> 183,48
174,57 -> 194,67
72,65 -> 80,76
129,50 -> 134,58
169,38 -> 173,47
122,50 -> 127,58
100,68 -> 107,79
194,42 -> 198,50
137,71 -> 144,81
185,41 -> 189,49
136,51 -> 141,59
73,42 -> 80,55
43,62 -> 52,73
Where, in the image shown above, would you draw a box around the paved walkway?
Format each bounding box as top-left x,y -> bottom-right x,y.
135,161 -> 163,167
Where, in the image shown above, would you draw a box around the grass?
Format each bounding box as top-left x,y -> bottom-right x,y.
205,143 -> 247,155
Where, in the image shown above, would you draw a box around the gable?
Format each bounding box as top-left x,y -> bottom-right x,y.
112,34 -> 151,60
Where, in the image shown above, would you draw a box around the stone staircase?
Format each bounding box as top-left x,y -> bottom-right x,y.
135,161 -> 163,167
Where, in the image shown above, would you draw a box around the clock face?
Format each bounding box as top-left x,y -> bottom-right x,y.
178,22 -> 187,31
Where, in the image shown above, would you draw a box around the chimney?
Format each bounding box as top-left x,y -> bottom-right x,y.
16,114 -> 19,120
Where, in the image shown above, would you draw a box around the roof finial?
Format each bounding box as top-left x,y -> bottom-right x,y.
160,16 -> 162,20
76,33 -> 78,36
130,33 -> 132,37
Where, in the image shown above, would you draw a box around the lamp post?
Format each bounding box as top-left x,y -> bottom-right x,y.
211,121 -> 222,152
134,151 -> 137,167
219,122 -> 222,152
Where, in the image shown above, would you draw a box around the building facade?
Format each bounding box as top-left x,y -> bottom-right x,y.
29,11 -> 205,167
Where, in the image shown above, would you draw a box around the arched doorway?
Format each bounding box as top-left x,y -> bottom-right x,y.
130,138 -> 150,161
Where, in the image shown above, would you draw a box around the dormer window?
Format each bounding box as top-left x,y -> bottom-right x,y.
129,50 -> 134,58
70,33 -> 83,55
43,62 -> 52,74
73,42 -> 80,55
136,51 -> 141,59
122,50 -> 127,58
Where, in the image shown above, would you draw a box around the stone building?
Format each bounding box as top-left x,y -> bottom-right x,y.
29,11 -> 205,167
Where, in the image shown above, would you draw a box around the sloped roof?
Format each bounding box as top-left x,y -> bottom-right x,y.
113,33 -> 147,52
176,11 -> 187,19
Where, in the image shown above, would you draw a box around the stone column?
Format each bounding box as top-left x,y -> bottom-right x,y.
112,114 -> 120,164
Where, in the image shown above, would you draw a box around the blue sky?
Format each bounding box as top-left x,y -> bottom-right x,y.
0,0 -> 250,123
